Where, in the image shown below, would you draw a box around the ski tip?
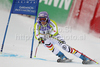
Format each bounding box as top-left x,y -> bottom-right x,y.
96,62 -> 99,64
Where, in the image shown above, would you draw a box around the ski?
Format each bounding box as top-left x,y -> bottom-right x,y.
82,60 -> 94,64
57,58 -> 73,63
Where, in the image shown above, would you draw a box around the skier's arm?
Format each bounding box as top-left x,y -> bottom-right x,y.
34,22 -> 40,40
50,20 -> 58,36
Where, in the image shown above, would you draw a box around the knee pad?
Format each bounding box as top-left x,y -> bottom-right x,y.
61,44 -> 70,52
61,44 -> 67,50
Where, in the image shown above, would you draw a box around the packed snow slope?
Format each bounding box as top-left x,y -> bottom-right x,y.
0,10 -> 100,67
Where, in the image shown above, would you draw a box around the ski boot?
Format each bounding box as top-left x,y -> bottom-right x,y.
80,55 -> 92,64
82,59 -> 92,64
56,51 -> 72,62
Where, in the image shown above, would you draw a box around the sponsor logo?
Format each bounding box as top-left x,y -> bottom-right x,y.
39,0 -> 71,10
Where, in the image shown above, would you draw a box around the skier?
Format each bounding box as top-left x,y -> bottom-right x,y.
34,11 -> 92,64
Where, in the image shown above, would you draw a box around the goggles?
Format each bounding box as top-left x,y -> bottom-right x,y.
39,17 -> 47,22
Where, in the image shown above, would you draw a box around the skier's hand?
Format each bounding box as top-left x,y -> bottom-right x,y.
38,37 -> 44,44
44,34 -> 53,39
49,34 -> 53,38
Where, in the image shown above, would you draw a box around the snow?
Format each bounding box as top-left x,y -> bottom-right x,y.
0,10 -> 100,67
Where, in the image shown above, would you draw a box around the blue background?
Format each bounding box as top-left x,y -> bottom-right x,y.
11,0 -> 39,16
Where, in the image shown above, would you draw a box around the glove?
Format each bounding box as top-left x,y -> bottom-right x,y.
38,37 -> 44,44
44,34 -> 53,39
49,34 -> 53,38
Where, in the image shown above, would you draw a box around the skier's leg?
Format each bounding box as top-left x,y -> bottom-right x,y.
53,34 -> 91,62
43,38 -> 68,60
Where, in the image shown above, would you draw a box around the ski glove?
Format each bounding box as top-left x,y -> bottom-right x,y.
49,34 -> 53,38
38,37 -> 44,44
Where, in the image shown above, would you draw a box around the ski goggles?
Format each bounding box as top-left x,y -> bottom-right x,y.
39,17 -> 47,22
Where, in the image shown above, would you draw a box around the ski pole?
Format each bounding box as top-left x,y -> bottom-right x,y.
34,43 -> 40,58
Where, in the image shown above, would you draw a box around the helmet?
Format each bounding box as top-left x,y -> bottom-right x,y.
38,11 -> 50,22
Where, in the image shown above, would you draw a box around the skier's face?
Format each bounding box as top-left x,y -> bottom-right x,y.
39,17 -> 47,25
41,21 -> 47,25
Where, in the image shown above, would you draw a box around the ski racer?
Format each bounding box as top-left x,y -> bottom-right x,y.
34,11 -> 92,64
